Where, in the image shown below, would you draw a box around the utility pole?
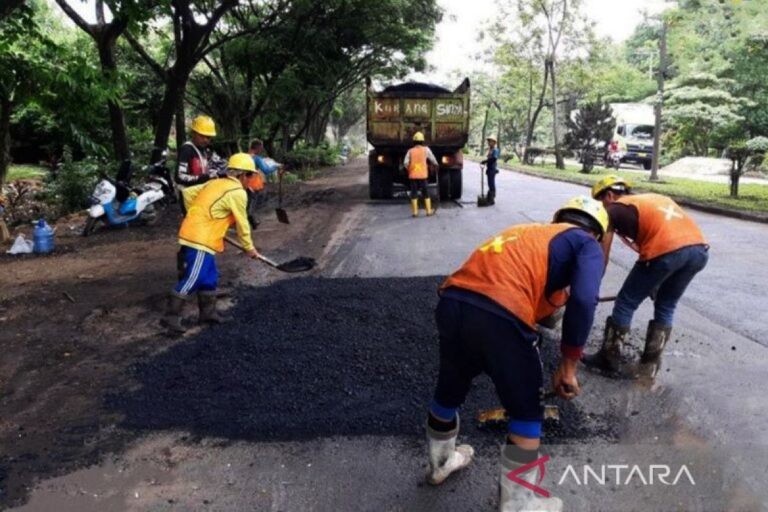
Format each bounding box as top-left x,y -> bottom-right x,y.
650,19 -> 667,182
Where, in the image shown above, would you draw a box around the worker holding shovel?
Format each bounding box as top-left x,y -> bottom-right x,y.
425,196 -> 608,512
582,175 -> 708,379
403,131 -> 438,217
480,135 -> 500,205
161,153 -> 261,333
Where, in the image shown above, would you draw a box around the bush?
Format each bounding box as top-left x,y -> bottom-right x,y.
43,151 -> 103,215
280,143 -> 340,178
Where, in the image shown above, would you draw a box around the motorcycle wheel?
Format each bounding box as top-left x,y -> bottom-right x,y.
82,217 -> 99,237
142,204 -> 162,226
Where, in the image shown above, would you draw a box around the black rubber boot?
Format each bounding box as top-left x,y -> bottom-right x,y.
486,190 -> 495,205
582,316 -> 627,375
638,320 -> 672,378
198,290 -> 227,324
161,292 -> 187,333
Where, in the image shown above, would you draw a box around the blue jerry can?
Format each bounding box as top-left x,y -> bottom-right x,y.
33,219 -> 55,254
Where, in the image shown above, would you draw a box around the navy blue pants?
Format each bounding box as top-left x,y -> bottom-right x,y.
432,297 -> 544,438
409,179 -> 428,199
485,168 -> 497,194
174,247 -> 218,295
612,244 -> 709,327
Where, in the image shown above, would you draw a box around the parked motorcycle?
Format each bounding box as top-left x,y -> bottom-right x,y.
82,152 -> 174,236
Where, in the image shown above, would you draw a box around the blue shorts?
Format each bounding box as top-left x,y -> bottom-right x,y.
174,247 -> 218,295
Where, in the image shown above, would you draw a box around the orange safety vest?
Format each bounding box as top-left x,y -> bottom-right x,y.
178,178 -> 243,253
407,146 -> 429,179
441,223 -> 573,330
615,194 -> 706,261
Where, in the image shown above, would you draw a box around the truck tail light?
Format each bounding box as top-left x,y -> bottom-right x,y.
441,155 -> 452,165
377,155 -> 386,164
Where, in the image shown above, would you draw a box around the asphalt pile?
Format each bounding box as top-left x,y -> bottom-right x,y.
109,276 -> 617,446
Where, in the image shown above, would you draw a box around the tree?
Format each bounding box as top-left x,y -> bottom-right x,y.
565,99 -> 615,173
0,0 -> 26,22
664,73 -> 749,156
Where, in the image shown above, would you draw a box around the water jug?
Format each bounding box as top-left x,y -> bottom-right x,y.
33,219 -> 54,254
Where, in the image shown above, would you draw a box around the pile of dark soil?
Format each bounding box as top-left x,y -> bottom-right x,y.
109,277 -> 618,447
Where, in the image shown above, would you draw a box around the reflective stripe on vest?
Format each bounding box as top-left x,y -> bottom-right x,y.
440,223 -> 573,330
178,178 -> 242,253
407,146 -> 428,179
616,194 -> 706,261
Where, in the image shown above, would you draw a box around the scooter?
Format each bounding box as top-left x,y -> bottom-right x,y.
83,152 -> 174,236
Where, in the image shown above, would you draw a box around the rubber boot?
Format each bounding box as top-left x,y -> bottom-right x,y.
487,190 -> 495,205
426,414 -> 474,485
500,452 -> 563,512
581,316 -> 627,375
198,290 -> 227,324
638,320 -> 672,378
161,291 -> 187,333
410,199 -> 419,218
425,197 -> 435,216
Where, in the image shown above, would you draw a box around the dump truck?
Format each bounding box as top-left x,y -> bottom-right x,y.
366,78 -> 470,200
610,103 -> 655,170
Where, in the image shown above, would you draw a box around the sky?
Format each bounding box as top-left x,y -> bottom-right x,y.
415,0 -> 674,85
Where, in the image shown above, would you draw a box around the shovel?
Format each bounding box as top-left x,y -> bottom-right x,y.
477,387 -> 574,428
477,165 -> 491,207
275,170 -> 289,224
224,236 -> 315,273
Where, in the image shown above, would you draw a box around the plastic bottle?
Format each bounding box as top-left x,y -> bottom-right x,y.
33,219 -> 55,254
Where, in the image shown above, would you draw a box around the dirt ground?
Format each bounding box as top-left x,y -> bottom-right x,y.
0,163 -> 363,509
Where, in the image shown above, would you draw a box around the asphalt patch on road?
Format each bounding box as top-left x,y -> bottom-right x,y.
109,277 -> 618,448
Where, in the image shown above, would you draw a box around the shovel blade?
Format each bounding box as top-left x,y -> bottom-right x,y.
276,256 -> 316,273
276,207 -> 290,224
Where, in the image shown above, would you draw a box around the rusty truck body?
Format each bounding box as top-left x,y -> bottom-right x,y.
366,78 -> 470,200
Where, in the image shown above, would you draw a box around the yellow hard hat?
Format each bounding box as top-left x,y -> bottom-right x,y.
591,174 -> 631,199
191,115 -> 217,137
553,195 -> 609,239
413,131 -> 425,142
227,153 -> 256,173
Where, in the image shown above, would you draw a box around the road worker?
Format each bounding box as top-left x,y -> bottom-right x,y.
582,175 -> 709,378
480,135 -> 500,205
162,153 -> 261,333
246,138 -> 284,227
403,131 -> 438,217
426,196 -> 608,512
176,115 -> 219,211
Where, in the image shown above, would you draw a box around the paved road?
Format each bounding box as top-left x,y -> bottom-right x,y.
13,162 -> 768,511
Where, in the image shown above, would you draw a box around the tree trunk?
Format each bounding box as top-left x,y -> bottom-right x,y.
480,105 -> 490,157
524,62 -> 549,164
152,71 -> 189,162
0,0 -> 26,22
549,60 -> 564,169
96,34 -> 130,161
0,97 -> 12,186
175,92 -> 186,155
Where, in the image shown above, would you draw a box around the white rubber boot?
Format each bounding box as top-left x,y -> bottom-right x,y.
426,414 -> 474,485
500,453 -> 563,512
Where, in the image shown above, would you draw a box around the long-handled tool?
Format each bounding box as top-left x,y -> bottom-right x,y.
477,164 -> 491,207
275,171 -> 289,224
477,387 -> 576,427
224,236 -> 315,273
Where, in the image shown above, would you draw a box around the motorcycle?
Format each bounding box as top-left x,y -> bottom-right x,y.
82,152 -> 174,236
608,150 -> 624,170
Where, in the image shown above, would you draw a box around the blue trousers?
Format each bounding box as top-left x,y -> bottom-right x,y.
486,168 -> 497,194
174,247 -> 218,295
612,244 -> 709,328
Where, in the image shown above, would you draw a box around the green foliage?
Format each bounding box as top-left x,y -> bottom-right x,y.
565,100 -> 616,173
43,148 -> 103,215
7,164 -> 47,181
746,136 -> 768,153
280,143 -> 340,177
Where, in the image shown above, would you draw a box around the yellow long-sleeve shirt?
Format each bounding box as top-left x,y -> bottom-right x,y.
178,176 -> 254,254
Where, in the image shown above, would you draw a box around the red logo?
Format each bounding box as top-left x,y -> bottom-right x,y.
506,455 -> 551,497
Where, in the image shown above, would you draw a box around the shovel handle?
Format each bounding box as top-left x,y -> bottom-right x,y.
225,236 -> 280,269
598,295 -> 617,302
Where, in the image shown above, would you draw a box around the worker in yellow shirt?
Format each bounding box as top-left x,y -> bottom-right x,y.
162,153 -> 262,333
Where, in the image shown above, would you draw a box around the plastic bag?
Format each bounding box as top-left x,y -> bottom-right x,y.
7,234 -> 34,254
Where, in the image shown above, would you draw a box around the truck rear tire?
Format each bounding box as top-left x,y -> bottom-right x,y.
438,169 -> 450,201
449,168 -> 462,199
369,166 -> 393,199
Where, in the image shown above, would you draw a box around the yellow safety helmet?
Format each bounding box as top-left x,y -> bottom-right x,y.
227,153 -> 256,173
413,131 -> 425,142
553,195 -> 609,240
191,115 -> 217,137
591,174 -> 631,199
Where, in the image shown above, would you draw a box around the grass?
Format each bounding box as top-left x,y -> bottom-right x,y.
6,164 -> 47,181
503,160 -> 768,215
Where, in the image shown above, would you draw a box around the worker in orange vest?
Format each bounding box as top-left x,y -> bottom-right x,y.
426,196 -> 608,512
162,153 -> 262,333
403,131 -> 438,217
583,175 -> 709,379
